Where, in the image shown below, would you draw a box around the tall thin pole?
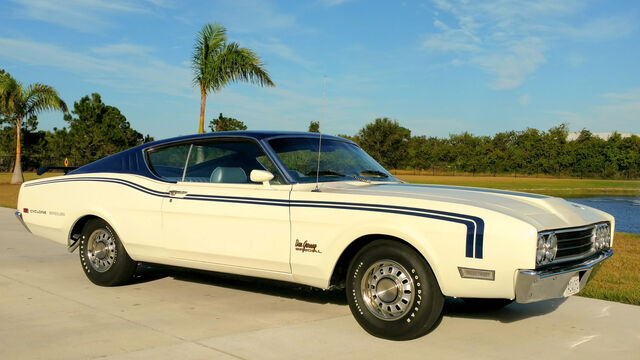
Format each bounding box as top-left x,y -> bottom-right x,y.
313,76 -> 326,192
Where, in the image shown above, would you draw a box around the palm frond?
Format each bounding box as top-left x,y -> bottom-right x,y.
192,22 -> 227,90
24,83 -> 67,116
209,42 -> 275,92
0,76 -> 22,116
191,22 -> 275,94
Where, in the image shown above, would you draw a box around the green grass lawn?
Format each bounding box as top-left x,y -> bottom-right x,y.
578,233 -> 640,305
394,174 -> 640,198
1,172 -> 638,305
0,172 -> 58,208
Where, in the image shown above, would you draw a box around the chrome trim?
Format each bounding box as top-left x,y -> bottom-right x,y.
516,249 -> 613,303
360,259 -> 415,321
181,144 -> 194,182
14,211 -> 31,233
537,222 -> 611,267
457,266 -> 495,281
541,224 -> 598,234
143,135 -> 292,185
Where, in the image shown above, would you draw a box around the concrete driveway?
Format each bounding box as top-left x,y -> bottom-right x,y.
1,207 -> 638,359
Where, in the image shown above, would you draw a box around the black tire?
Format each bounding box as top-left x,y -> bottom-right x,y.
346,240 -> 444,340
462,298 -> 514,311
79,218 -> 137,286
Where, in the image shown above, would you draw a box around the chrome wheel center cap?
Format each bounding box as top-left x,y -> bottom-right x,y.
376,278 -> 399,303
361,260 -> 415,321
87,229 -> 116,273
94,243 -> 107,259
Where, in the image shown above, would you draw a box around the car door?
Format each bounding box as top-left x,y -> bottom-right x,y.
156,138 -> 292,273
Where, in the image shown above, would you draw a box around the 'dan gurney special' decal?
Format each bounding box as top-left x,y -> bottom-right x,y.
295,239 -> 322,253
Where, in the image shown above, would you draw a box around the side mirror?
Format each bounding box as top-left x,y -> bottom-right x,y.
250,169 -> 274,188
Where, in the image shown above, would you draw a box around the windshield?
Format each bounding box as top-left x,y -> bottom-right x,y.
268,137 -> 397,183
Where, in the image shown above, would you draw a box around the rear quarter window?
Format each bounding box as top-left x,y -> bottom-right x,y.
146,144 -> 190,181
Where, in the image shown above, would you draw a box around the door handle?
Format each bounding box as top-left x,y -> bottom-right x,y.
169,190 -> 188,196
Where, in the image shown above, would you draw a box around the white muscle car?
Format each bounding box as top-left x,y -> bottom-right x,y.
15,131 -> 613,340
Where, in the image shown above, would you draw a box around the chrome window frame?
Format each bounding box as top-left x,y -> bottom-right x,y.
143,135 -> 290,185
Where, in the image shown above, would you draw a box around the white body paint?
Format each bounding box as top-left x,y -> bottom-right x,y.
17,171 -> 614,300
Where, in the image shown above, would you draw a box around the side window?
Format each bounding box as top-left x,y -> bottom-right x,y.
147,144 -> 190,181
183,139 -> 285,184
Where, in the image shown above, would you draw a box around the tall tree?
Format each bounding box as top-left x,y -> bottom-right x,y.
357,118 -> 411,169
64,93 -> 147,162
192,22 -> 274,134
209,113 -> 247,132
308,121 -> 320,133
0,75 -> 66,183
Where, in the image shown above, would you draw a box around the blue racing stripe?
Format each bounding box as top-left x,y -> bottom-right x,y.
25,177 -> 486,258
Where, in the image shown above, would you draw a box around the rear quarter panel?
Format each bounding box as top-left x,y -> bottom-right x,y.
18,174 -> 168,261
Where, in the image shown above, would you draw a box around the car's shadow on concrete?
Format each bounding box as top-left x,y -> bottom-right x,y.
132,263 -> 348,305
132,263 -> 566,322
442,297 -> 567,323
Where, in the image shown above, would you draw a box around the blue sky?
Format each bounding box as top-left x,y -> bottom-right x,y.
1,0 -> 639,139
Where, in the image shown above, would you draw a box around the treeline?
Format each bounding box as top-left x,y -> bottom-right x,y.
338,118 -> 640,179
2,101 -> 639,179
0,93 -> 152,171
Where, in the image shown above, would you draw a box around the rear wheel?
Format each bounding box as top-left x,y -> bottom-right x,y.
346,240 -> 444,340
79,219 -> 137,286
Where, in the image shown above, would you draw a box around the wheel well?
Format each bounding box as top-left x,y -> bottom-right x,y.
329,234 -> 423,289
68,215 -> 101,247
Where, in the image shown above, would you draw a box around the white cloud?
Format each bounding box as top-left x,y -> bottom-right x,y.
318,0 -> 354,6
91,43 -> 153,57
422,0 -> 633,90
422,29 -> 480,52
518,94 -> 530,106
566,54 -> 585,67
596,89 -> 640,131
548,89 -> 640,133
0,37 -> 194,98
215,0 -> 297,34
248,38 -> 315,69
472,37 -> 546,89
9,0 -> 153,31
562,16 -> 635,42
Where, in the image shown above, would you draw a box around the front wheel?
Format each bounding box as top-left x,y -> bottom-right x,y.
79,219 -> 137,286
346,240 -> 444,340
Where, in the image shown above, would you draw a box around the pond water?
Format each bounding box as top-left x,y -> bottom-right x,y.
567,197 -> 640,234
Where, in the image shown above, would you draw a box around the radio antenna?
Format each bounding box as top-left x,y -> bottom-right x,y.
313,76 -> 326,192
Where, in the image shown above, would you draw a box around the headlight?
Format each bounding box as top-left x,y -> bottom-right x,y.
536,232 -> 558,265
536,235 -> 546,264
545,233 -> 558,262
594,223 -> 611,250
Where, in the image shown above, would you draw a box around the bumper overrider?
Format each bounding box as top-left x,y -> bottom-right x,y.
515,249 -> 613,303
15,211 -> 32,233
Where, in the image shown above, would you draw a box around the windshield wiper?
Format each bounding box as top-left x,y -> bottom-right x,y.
305,170 -> 346,177
359,169 -> 389,178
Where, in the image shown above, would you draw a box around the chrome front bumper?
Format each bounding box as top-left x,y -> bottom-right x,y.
515,249 -> 613,303
14,211 -> 32,233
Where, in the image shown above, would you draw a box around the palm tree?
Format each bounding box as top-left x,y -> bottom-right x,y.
0,75 -> 67,184
192,22 -> 274,133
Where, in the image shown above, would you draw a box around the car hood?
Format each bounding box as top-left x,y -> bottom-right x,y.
318,181 -> 613,231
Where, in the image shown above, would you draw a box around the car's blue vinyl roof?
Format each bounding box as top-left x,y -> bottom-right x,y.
143,130 -> 350,147
70,131 -> 354,179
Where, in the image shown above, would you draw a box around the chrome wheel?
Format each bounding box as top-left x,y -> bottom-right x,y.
361,259 -> 415,321
86,229 -> 116,272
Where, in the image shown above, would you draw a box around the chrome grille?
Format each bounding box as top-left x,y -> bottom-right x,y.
554,225 -> 595,261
